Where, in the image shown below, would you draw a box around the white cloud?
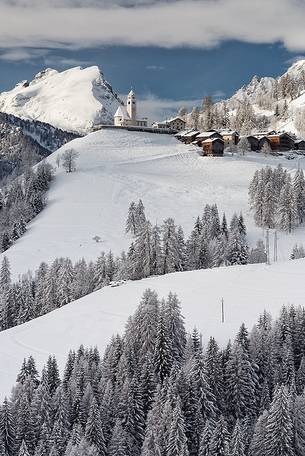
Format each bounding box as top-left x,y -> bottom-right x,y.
43,55 -> 92,68
0,48 -> 48,62
0,47 -> 92,68
134,93 -> 200,123
146,65 -> 165,71
0,1 -> 305,52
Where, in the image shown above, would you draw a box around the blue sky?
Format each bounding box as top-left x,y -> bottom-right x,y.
1,0 -> 305,118
0,42 -> 301,99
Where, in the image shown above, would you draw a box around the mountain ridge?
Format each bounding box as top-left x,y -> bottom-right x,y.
0,66 -> 123,135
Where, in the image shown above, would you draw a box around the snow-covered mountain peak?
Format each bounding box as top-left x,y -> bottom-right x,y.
287,59 -> 305,75
30,68 -> 59,85
0,65 -> 123,134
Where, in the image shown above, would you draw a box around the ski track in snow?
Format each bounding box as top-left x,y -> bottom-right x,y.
0,128 -> 305,397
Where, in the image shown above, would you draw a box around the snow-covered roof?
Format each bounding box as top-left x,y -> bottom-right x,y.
178,129 -> 196,137
114,105 -> 130,119
183,130 -> 200,137
295,139 -> 305,144
196,131 -> 220,139
220,130 -> 239,136
202,137 -> 224,143
167,116 -> 186,123
174,130 -> 190,137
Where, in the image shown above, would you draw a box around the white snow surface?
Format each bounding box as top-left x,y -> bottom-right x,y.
1,128 -> 305,397
0,66 -> 122,134
0,258 -> 304,399
4,128 -> 305,279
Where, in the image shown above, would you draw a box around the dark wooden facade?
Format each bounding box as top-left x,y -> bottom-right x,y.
196,131 -> 223,146
202,138 -> 224,156
182,131 -> 201,144
258,133 -> 295,151
295,140 -> 305,150
246,136 -> 260,151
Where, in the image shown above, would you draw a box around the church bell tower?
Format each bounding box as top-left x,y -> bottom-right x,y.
127,89 -> 136,121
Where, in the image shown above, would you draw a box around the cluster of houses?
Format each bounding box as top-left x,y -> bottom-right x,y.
112,93 -> 305,156
175,128 -> 305,157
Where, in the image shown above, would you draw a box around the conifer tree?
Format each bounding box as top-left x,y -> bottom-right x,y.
85,397 -> 106,456
167,398 -> 189,456
126,202 -> 138,236
294,393 -> 305,456
265,385 -> 294,456
249,410 -> 269,456
0,397 -> 15,456
229,419 -> 246,456
154,302 -> 173,383
209,416 -> 229,456
198,420 -> 213,456
279,180 -> 297,233
18,440 -> 30,456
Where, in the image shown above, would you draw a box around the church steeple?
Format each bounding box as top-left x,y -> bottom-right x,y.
127,89 -> 136,121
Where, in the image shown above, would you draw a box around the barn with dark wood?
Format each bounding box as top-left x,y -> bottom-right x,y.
202,138 -> 224,156
181,130 -> 201,144
246,135 -> 260,151
195,131 -> 223,146
257,132 -> 295,151
295,139 -> 305,150
258,136 -> 271,150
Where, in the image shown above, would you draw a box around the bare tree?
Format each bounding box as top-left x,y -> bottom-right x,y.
61,149 -> 79,173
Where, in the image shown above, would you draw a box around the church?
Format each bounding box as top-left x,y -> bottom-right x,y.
114,90 -> 148,127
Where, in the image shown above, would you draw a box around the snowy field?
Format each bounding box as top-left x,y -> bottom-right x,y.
0,257 -> 305,398
3,128 -> 305,278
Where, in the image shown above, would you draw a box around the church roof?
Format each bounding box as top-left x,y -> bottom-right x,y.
128,89 -> 135,96
114,105 -> 130,119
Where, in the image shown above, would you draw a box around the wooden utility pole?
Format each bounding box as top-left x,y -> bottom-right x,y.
266,229 -> 270,265
221,297 -> 225,323
273,231 -> 278,262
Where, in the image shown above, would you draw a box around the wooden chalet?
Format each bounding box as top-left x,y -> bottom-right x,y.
255,131 -> 295,151
246,135 -> 260,151
258,136 -> 271,150
265,133 -> 294,151
153,116 -> 186,131
195,131 -> 223,146
295,139 -> 305,150
220,130 -> 239,147
181,130 -> 201,144
202,138 -> 224,156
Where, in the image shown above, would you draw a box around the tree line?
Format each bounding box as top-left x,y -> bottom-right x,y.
0,162 -> 54,252
249,165 -> 305,233
0,201 -> 268,333
1,290 -> 305,456
125,200 -> 250,279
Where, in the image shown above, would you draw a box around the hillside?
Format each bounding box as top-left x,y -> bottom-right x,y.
0,66 -> 123,134
220,59 -> 305,135
0,257 -> 304,398
3,128 -> 305,278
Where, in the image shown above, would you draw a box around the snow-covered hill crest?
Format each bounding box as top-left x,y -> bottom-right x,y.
222,59 -> 305,134
0,66 -> 123,134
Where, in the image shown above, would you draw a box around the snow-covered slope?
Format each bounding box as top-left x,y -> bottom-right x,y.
219,59 -> 305,135
4,128 -> 305,279
0,257 -> 304,398
0,67 -> 123,134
